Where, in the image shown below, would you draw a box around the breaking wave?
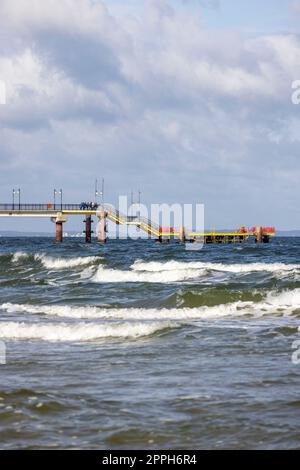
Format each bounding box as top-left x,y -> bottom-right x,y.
0,320 -> 175,342
11,251 -> 31,263
2,289 -> 300,322
92,265 -> 207,283
35,254 -> 100,270
11,252 -> 100,270
90,259 -> 300,284
132,259 -> 300,274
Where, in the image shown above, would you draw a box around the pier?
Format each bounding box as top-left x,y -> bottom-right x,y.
0,203 -> 275,244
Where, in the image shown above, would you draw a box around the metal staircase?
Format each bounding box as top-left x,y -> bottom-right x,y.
101,204 -> 161,237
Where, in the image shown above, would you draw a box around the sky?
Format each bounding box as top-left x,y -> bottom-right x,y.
0,0 -> 300,232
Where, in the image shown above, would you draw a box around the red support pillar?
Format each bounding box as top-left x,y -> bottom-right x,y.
84,215 -> 92,243
55,222 -> 63,243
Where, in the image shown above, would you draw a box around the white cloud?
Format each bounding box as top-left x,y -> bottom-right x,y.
0,80 -> 6,104
0,0 -> 110,36
0,0 -> 299,228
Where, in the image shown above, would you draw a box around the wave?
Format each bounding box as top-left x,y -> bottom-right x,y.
265,289 -> 300,308
132,259 -> 300,274
0,320 -> 175,342
10,255 -> 299,281
2,289 -> 300,321
90,259 -> 300,284
11,251 -> 31,263
92,264 -> 207,283
11,252 -> 100,270
35,254 -> 100,270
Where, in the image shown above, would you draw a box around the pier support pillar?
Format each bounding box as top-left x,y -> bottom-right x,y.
96,211 -> 108,243
179,227 -> 186,243
255,226 -> 263,244
84,215 -> 93,243
55,222 -> 63,243
51,213 -> 68,243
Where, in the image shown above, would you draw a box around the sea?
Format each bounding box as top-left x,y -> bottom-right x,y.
0,236 -> 299,449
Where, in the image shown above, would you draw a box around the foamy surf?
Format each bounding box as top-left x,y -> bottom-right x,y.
12,251 -> 31,262
90,260 -> 300,284
132,259 -> 300,274
12,252 -> 100,270
1,289 -> 300,321
0,320 -> 175,342
35,254 -> 100,270
92,265 -> 207,283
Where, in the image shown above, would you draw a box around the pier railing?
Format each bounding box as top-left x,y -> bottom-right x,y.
102,203 -> 161,236
0,203 -> 161,234
0,203 -> 81,211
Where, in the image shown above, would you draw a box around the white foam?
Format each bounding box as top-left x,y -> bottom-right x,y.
0,301 -> 249,320
34,254 -> 99,270
11,252 -> 100,270
12,251 -> 30,262
0,320 -> 174,342
265,289 -> 300,309
92,265 -> 207,283
2,289 -> 299,322
90,260 -> 300,284
132,260 -> 300,274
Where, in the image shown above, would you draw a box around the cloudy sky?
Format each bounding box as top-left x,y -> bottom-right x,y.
0,0 -> 300,232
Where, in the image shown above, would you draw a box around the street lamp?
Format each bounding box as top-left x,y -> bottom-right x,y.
16,188 -> 20,209
95,178 -> 98,203
95,178 -> 104,207
12,189 -> 15,210
99,178 -> 104,209
54,189 -> 57,209
138,190 -> 141,220
59,189 -> 63,210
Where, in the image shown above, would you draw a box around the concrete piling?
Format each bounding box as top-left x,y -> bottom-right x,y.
97,211 -> 108,243
179,227 -> 186,243
51,213 -> 68,243
255,226 -> 263,243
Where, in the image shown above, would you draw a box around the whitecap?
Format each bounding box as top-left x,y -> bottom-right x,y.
2,289 -> 300,322
92,264 -> 207,283
0,320 -> 176,342
34,254 -> 100,270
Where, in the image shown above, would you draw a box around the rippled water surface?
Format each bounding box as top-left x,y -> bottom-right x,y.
0,237 -> 300,449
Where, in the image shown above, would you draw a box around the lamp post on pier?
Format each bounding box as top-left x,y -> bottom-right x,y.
17,189 -> 20,209
99,178 -> 104,209
137,190 -> 141,221
95,179 -> 99,204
